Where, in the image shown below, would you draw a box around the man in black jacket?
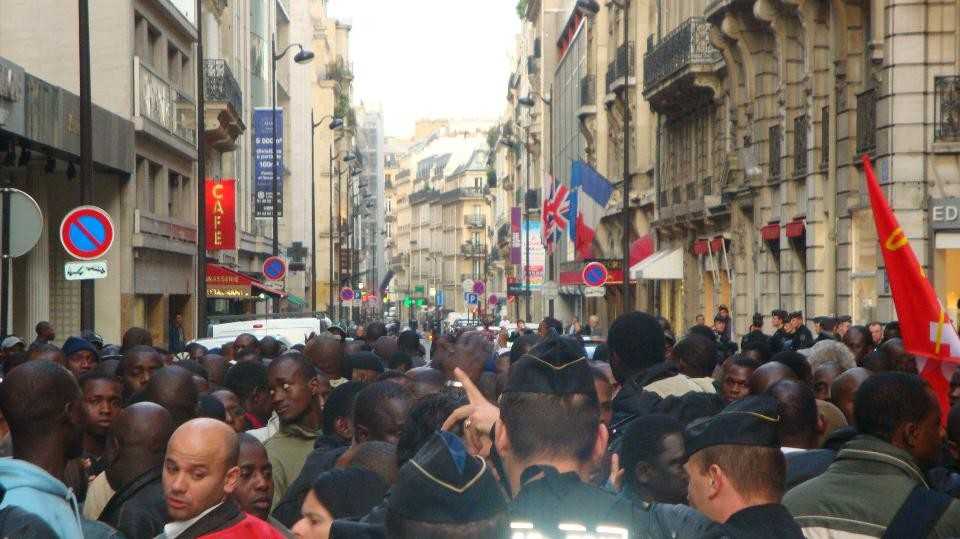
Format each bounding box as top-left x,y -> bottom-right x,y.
787,312 -> 815,351
608,312 -> 723,441
99,402 -> 175,538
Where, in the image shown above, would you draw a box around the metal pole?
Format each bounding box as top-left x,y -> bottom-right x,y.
79,0 -> 95,332
270,36 -> 279,314
195,0 -> 207,337
329,145 -> 335,316
525,127 -> 531,322
621,0 -> 633,314
1,189 -> 10,336
546,98 -> 555,318
310,110 -> 317,313
337,164 -> 342,321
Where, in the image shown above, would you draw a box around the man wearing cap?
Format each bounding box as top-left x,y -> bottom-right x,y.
61,336 -> 99,379
787,312 -> 814,351
683,395 -> 804,538
383,431 -> 508,538
769,309 -> 788,353
0,336 -> 25,370
495,336 -> 633,536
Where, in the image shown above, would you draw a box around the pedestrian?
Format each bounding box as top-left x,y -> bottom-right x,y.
140,366 -> 199,428
930,404 -> 960,497
304,333 -> 347,387
62,335 -> 99,378
210,389 -> 247,434
836,315 -> 853,339
379,432 -> 507,538
618,414 -> 689,505
644,334 -> 718,398
748,361 -> 799,394
720,355 -> 759,404
229,434 -> 293,536
785,373 -> 960,537
842,325 -> 872,366
263,355 -> 324,506
828,367 -> 872,424
232,333 -> 260,360
200,354 -> 227,388
168,313 -> 186,354
0,336 -> 24,369
814,317 -> 840,343
31,321 -> 55,349
117,345 -> 165,403
695,314 -> 706,326
766,380 -> 834,490
868,321 -> 884,347
160,418 -> 284,538
98,402 -> 174,538
315,381 -> 364,454
120,327 -> 153,354
223,361 -> 274,436
715,305 -> 732,342
786,312 -> 814,351
348,351 -> 385,382
0,360 -> 86,537
683,395 -> 804,538
79,372 -> 123,477
590,363 -> 615,427
292,467 -> 390,538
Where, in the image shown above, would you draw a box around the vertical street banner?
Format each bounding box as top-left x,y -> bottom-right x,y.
253,107 -> 283,219
521,219 -> 546,290
510,206 -> 522,265
205,179 -> 236,250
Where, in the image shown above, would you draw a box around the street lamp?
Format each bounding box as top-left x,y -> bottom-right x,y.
517,91 -> 555,318
311,113 -> 343,314
271,37 -> 314,313
337,153 -> 358,321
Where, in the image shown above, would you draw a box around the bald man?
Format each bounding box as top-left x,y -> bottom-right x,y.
141,366 -> 199,427
749,361 -> 799,394
829,367 -> 872,424
162,418 -> 284,538
99,402 -> 174,538
304,334 -> 347,386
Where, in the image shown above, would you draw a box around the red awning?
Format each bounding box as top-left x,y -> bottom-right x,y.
761,222 -> 781,242
692,240 -> 708,256
785,219 -> 806,239
629,234 -> 655,268
710,237 -> 725,253
206,264 -> 287,298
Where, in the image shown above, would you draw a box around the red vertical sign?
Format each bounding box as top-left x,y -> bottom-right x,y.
205,179 -> 236,250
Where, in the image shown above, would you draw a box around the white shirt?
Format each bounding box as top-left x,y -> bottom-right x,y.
162,501 -> 223,539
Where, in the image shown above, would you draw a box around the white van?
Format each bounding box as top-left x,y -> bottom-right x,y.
210,317 -> 324,346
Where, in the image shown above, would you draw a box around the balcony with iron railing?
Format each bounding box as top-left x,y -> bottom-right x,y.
202,59 -> 244,151
464,214 -> 486,228
461,241 -> 487,258
580,74 -> 596,109
203,59 -> 242,114
440,187 -> 488,203
644,18 -> 723,115
605,60 -> 617,94
133,56 -> 196,151
856,88 -> 877,154
935,76 -> 960,142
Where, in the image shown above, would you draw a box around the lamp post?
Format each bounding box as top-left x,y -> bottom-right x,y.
270,37 -> 313,313
620,0 -> 633,315
518,91 -> 553,318
310,113 -> 342,314
336,154 -> 358,321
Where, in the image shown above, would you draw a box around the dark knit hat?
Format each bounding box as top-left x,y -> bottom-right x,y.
388,431 -> 507,524
348,352 -> 385,373
503,336 -> 594,396
62,336 -> 97,358
684,395 -> 781,458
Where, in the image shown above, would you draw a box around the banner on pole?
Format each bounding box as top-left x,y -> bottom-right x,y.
253,108 -> 283,219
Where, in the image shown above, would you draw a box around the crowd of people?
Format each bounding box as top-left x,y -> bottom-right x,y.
0,308 -> 956,538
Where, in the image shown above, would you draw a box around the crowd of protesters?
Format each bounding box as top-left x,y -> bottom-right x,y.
0,307 -> 956,538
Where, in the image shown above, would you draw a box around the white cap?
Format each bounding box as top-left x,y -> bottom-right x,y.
1,336 -> 23,349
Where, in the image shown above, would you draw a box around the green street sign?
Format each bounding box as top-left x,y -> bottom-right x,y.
416,298 -> 426,306
403,297 -> 413,307
415,285 -> 425,294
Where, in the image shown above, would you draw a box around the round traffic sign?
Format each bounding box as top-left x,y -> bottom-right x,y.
262,256 -> 287,281
582,262 -> 609,287
461,279 -> 474,294
0,188 -> 43,258
340,288 -> 355,301
472,280 -> 486,295
488,294 -> 500,305
60,206 -> 115,261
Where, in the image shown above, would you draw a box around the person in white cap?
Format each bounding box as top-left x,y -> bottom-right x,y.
0,337 -> 25,373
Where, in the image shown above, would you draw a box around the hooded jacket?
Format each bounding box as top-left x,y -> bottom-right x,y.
0,458 -> 84,538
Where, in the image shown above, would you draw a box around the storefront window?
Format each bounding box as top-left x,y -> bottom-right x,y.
851,209 -> 878,322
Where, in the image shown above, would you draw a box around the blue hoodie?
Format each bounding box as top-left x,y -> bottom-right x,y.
0,458 -> 83,538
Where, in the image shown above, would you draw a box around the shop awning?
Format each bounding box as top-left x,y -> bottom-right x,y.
285,294 -> 306,307
785,218 -> 806,239
629,249 -> 683,280
206,264 -> 287,299
761,222 -> 781,242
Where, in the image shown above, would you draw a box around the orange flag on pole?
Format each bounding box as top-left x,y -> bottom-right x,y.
863,155 -> 960,418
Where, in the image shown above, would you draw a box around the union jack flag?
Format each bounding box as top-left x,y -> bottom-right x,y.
542,175 -> 570,254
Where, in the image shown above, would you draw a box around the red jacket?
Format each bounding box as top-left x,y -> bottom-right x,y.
200,513 -> 285,539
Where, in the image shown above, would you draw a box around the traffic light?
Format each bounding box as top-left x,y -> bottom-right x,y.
403,297 -> 413,307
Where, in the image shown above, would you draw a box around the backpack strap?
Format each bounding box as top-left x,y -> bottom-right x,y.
882,485 -> 953,539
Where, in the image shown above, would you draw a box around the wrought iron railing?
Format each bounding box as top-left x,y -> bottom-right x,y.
769,125 -> 782,180
658,188 -> 668,207
702,175 -> 714,196
643,17 -> 722,90
671,185 -> 682,205
464,214 -> 486,228
856,88 -> 877,153
606,61 -> 616,90
203,59 -> 242,114
134,57 -> 196,145
820,105 -> 830,169
794,114 -> 808,177
686,182 -> 697,201
935,76 -> 960,141
580,75 -> 595,107
616,42 -> 636,79
461,242 -> 486,257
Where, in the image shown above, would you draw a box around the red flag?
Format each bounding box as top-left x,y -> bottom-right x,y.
863,155 -> 960,419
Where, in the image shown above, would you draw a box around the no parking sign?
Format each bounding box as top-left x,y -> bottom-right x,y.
60,206 -> 115,261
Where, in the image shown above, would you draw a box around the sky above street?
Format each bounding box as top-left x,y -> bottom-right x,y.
328,0 -> 521,137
